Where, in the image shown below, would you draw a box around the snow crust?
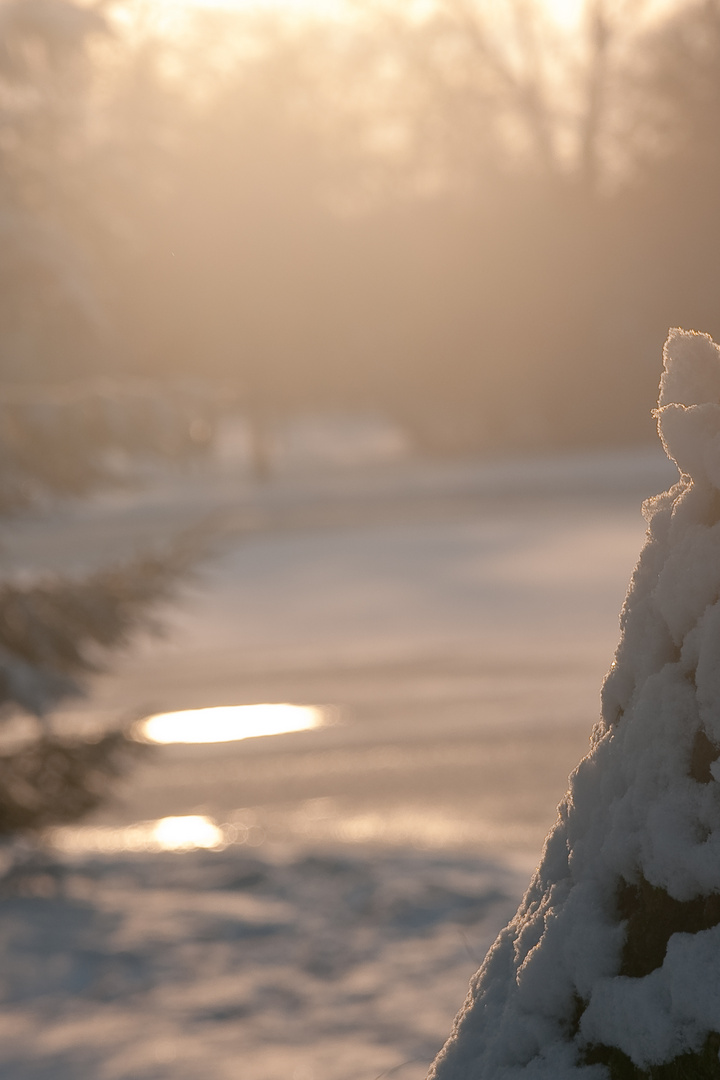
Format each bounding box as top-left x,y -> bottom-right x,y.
428,329 -> 720,1078
0,846 -> 523,1080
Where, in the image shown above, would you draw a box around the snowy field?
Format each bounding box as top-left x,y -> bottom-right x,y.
0,420 -> 678,1080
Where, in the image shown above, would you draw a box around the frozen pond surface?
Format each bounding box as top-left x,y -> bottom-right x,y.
0,437 -> 678,1078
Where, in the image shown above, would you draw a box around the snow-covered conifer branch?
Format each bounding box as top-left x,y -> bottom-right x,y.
429,328 -> 720,1079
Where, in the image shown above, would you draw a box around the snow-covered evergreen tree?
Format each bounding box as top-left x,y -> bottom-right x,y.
429,329 -> 720,1079
0,383 -> 215,838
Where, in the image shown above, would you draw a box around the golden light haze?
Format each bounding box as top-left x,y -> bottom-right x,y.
4,0 -> 720,461
144,0 -> 683,31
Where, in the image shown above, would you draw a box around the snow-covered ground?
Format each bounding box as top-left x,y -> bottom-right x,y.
0,420 -> 678,1079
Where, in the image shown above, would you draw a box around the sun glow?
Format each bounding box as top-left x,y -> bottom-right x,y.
545,0 -> 580,28
134,703 -> 325,745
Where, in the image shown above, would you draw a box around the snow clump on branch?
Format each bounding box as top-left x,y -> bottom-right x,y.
428,328 -> 720,1079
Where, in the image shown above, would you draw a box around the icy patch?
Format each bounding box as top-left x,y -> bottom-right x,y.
50,814 -> 230,853
133,703 -> 328,744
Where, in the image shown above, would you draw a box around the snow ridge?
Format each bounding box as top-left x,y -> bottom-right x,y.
428,329 -> 720,1078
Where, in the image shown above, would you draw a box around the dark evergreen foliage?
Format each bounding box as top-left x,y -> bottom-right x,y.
0,406 -> 213,836
0,730 -> 147,835
0,531 -> 206,717
616,878 -> 720,980
584,1032 -> 720,1079
577,880 -> 720,1075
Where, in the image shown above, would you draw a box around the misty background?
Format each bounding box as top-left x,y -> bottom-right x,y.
3,0 -> 720,461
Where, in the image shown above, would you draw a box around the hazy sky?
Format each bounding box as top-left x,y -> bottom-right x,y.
148,0 -> 680,26
139,0 -> 686,45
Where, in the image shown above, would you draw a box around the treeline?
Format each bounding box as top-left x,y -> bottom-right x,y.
4,0 -> 720,455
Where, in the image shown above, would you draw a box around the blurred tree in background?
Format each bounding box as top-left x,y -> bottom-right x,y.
0,0 -> 104,381
0,0 -> 217,838
5,0 -> 720,458
96,0 -> 720,456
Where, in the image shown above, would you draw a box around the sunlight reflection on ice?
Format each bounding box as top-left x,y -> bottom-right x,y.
152,815 -> 224,850
134,703 -> 325,744
50,810 -> 274,854
51,815 -> 228,854
49,802 -> 539,860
